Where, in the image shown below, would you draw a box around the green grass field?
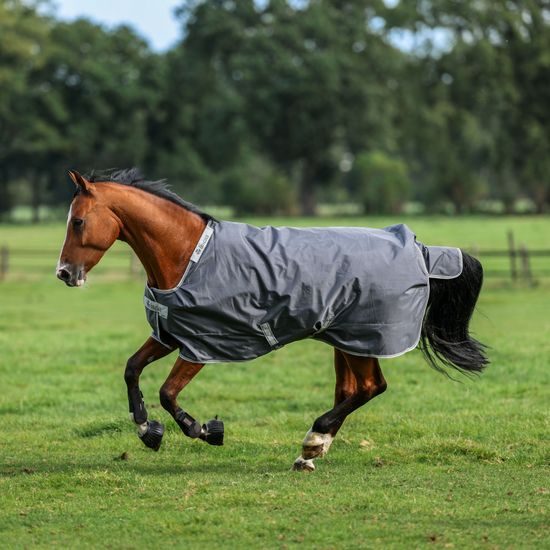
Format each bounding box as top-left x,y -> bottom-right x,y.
0,217 -> 548,548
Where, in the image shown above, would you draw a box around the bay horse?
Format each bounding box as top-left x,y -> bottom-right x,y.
56,169 -> 488,471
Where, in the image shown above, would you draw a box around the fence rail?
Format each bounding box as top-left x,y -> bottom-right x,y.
0,245 -> 144,282
1,239 -> 549,284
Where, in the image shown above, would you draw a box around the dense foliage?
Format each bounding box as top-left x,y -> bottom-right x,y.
0,0 -> 549,217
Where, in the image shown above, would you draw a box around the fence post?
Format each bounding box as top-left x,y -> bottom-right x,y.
0,245 -> 8,281
507,230 -> 517,282
519,243 -> 534,286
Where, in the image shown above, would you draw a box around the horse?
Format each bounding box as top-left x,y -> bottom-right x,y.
56,168 -> 488,471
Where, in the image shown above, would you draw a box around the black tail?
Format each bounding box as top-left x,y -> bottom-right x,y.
419,251 -> 489,376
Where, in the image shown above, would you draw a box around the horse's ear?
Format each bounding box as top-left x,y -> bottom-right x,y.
68,170 -> 92,193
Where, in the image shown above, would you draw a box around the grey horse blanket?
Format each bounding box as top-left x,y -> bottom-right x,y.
144,221 -> 462,363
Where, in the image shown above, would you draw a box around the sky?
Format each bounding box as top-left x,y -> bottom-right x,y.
51,1 -> 449,55
52,0 -> 182,51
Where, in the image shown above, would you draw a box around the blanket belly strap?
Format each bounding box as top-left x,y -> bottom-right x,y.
260,322 -> 280,348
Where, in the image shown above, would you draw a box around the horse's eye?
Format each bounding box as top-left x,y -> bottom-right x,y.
72,218 -> 84,228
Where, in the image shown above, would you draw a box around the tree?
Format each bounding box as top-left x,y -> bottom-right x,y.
221,149 -> 297,216
0,0 -> 52,220
2,0 -> 549,217
350,151 -> 410,214
0,1 -> 162,220
173,0 -> 405,215
386,0 -> 550,212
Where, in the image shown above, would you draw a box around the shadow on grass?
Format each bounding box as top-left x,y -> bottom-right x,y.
0,458 -> 308,478
0,439 -> 311,478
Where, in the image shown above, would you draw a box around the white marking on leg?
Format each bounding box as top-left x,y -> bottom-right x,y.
302,429 -> 334,458
137,422 -> 148,436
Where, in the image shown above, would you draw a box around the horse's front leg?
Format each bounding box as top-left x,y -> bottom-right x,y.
159,357 -> 224,446
125,337 -> 174,451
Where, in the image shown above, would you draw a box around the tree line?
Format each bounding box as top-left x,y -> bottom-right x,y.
1,0 -> 549,220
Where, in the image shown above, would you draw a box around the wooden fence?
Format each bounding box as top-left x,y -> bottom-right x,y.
1,235 -> 549,284
0,246 -> 144,282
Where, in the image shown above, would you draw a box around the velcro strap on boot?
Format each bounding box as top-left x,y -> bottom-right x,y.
175,409 -> 203,438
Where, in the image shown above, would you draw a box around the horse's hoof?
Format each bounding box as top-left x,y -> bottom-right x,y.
201,418 -> 224,446
292,457 -> 315,472
138,420 -> 164,451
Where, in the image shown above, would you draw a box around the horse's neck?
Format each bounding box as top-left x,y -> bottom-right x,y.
107,186 -> 206,289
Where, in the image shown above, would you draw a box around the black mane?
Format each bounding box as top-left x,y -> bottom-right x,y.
85,168 -> 212,221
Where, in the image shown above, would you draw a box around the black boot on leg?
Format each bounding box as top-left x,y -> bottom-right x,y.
138,420 -> 165,451
200,417 -> 224,446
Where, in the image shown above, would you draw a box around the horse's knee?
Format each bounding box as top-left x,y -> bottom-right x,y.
159,385 -> 175,412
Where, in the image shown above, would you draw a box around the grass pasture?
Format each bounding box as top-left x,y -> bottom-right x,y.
0,216 -> 549,548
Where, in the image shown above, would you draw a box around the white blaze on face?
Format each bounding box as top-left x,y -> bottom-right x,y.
56,204 -> 87,286
56,204 -> 73,273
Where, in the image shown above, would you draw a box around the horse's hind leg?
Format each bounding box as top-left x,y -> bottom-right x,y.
293,350 -> 355,470
159,357 -> 224,446
293,351 -> 386,471
125,337 -> 174,451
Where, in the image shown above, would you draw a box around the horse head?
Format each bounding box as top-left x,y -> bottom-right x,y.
56,170 -> 121,287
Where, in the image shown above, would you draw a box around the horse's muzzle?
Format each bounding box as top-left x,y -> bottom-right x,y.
56,265 -> 85,287
57,267 -> 71,283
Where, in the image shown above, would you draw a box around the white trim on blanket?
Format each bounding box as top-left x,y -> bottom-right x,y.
147,220 -> 215,295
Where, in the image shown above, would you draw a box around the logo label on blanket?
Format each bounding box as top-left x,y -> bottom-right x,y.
143,296 -> 168,319
190,225 -> 214,263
